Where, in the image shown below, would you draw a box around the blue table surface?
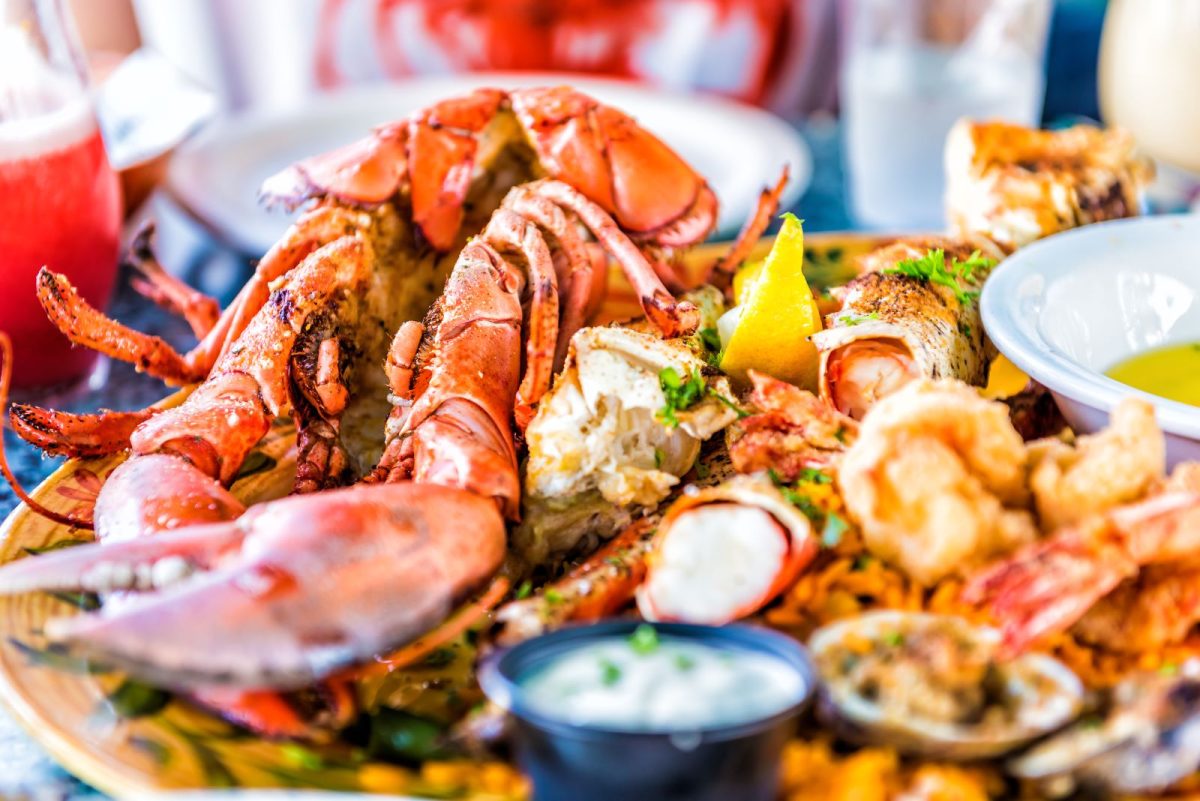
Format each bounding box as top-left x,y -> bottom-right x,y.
0,119 -> 849,798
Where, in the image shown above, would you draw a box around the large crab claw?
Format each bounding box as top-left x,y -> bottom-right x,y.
0,483 -> 505,691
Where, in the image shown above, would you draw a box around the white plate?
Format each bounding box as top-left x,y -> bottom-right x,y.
166,72 -> 811,255
981,213 -> 1200,465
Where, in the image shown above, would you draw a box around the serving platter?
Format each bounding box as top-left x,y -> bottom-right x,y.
0,232 -> 889,798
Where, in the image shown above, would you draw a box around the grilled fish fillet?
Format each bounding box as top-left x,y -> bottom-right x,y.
812,236 -> 1002,419
946,119 -> 1153,252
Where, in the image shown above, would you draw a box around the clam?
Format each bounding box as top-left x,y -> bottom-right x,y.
1009,667 -> 1200,797
809,610 -> 1084,760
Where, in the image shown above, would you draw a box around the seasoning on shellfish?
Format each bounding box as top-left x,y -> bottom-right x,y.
809,611 -> 1083,760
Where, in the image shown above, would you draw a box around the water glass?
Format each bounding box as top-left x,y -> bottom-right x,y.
840,0 -> 1052,230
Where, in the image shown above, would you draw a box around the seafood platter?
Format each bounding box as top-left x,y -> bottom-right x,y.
0,86 -> 1194,799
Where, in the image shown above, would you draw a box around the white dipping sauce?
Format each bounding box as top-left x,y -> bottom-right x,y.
520,628 -> 804,731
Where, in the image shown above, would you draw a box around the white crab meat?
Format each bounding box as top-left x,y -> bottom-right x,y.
519,326 -> 738,562
637,474 -> 817,626
637,503 -> 789,624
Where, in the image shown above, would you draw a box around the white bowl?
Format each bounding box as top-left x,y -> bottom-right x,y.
981,214 -> 1200,466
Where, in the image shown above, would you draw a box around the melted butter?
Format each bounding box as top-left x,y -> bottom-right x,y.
1105,343 -> 1200,407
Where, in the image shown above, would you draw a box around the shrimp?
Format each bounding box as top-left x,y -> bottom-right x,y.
838,379 -> 1036,586
1027,398 -> 1164,530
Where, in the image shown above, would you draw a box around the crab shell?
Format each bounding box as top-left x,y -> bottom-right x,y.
810,611 -> 1085,761
636,473 -> 817,625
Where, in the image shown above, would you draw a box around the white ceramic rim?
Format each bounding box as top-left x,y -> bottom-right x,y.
166,72 -> 813,254
980,213 -> 1200,439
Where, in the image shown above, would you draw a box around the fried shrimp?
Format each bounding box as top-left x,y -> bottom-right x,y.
1027,398 -> 1164,531
838,379 -> 1036,586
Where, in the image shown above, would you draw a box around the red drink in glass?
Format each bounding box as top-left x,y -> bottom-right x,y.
0,99 -> 122,389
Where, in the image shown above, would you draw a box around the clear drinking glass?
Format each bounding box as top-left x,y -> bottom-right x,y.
0,0 -> 122,389
840,0 -> 1052,229
1099,0 -> 1200,177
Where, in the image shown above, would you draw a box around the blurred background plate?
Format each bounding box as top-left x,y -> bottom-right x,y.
165,72 -> 812,255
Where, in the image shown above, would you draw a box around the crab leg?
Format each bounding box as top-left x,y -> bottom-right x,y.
502,185 -> 596,370
8,404 -> 158,459
483,209 -> 559,431
527,179 -> 699,338
397,241 -> 524,517
712,167 -> 789,281
37,268 -> 199,384
125,224 -> 220,340
496,518 -> 658,646
35,205 -> 371,387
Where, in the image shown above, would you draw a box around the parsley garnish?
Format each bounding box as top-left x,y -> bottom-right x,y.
798,468 -> 831,485
657,367 -> 747,427
675,653 -> 696,671
835,311 -> 880,327
629,624 -> 659,654
769,469 -> 847,548
515,580 -> 533,600
600,659 -> 622,686
883,632 -> 905,647
834,425 -> 848,444
709,389 -> 750,419
768,468 -> 821,519
657,367 -> 706,427
697,327 -> 723,367
695,460 -> 711,479
883,248 -> 994,306
654,448 -> 665,470
544,588 -> 564,604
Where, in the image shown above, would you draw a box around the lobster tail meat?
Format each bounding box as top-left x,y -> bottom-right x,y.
637,474 -> 818,625
0,483 -> 505,690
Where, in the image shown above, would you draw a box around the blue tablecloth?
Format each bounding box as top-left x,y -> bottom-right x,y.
0,120 -> 849,797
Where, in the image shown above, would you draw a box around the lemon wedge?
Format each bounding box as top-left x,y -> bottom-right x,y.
983,354 -> 1030,399
732,258 -> 764,304
719,214 -> 822,389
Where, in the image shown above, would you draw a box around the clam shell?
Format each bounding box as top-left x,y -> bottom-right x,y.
1009,673 -> 1200,795
810,610 -> 1084,760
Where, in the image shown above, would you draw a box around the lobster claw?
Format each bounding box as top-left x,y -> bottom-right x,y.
0,483 -> 505,691
259,125 -> 409,211
0,523 -> 240,595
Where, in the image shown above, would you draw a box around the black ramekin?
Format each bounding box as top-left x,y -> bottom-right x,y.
478,620 -> 816,801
